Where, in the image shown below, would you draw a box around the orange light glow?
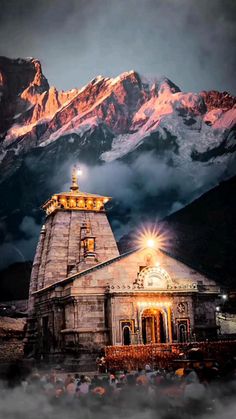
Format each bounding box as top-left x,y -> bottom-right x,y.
135,223 -> 171,251
146,238 -> 155,248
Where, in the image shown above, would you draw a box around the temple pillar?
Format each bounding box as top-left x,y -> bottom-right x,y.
157,311 -> 161,343
151,316 -> 155,343
167,307 -> 173,343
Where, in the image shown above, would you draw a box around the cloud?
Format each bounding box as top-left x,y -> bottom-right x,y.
0,217 -> 41,269
83,152 -> 229,208
61,150 -> 232,239
0,146 -> 234,269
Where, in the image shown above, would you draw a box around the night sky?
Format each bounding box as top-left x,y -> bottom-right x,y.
0,0 -> 236,94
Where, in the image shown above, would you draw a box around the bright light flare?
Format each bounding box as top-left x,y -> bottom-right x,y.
135,223 -> 171,251
77,168 -> 83,176
146,238 -> 155,248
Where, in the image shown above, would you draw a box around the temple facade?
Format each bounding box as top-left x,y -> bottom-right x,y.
26,168 -> 220,369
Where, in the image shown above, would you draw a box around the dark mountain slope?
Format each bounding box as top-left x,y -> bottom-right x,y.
165,175 -> 236,287
0,262 -> 32,301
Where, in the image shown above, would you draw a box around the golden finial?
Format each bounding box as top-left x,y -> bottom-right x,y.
70,164 -> 81,192
42,163 -> 111,216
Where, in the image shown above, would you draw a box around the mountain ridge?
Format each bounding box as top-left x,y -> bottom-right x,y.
1,57 -> 235,159
0,56 -> 235,269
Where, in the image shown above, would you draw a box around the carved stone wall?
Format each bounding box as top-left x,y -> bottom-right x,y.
28,244 -> 219,366
30,209 -> 119,292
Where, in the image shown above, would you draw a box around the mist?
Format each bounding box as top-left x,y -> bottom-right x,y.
1,374 -> 236,419
52,149 -> 232,241
0,216 -> 41,270
0,144 -> 233,269
0,0 -> 235,94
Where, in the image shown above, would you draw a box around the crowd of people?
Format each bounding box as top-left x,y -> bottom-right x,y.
1,358 -> 236,418
104,341 -> 236,372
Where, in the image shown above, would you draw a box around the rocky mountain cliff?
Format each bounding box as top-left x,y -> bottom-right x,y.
0,57 -> 235,268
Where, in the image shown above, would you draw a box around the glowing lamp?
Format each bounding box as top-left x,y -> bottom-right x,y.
222,294 -> 228,300
96,200 -> 102,210
77,168 -> 83,176
135,223 -> 170,251
69,199 -> 76,207
146,238 -> 155,248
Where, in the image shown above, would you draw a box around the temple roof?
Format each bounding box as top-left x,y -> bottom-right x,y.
32,246 -> 220,296
33,247 -> 139,294
42,165 -> 111,216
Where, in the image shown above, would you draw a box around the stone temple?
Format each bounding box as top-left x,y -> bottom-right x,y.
26,167 -> 220,369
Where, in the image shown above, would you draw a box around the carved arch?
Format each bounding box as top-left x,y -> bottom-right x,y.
136,265 -> 173,289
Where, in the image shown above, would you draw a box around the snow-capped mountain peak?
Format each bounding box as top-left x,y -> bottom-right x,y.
0,56 -> 236,267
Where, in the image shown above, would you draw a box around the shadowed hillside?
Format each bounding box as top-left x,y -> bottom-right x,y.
0,262 -> 32,301
165,176 -> 236,288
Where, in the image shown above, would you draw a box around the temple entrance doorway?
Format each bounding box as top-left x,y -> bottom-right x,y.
121,320 -> 133,345
123,326 -> 131,345
42,315 -> 51,352
177,320 -> 189,342
141,308 -> 167,344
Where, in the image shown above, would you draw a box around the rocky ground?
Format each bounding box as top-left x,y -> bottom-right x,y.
0,316 -> 26,364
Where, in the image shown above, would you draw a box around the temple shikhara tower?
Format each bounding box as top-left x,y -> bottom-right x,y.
26,167 -> 220,369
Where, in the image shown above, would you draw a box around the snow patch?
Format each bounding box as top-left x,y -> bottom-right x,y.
213,108 -> 236,130
39,116 -> 100,147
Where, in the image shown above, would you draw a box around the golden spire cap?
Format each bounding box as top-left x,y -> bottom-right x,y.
42,164 -> 112,216
70,164 -> 80,192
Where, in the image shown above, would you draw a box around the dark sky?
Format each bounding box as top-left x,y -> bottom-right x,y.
0,0 -> 235,94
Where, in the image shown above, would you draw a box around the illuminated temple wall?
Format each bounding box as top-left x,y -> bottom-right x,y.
26,172 -> 220,369
28,246 -> 220,369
